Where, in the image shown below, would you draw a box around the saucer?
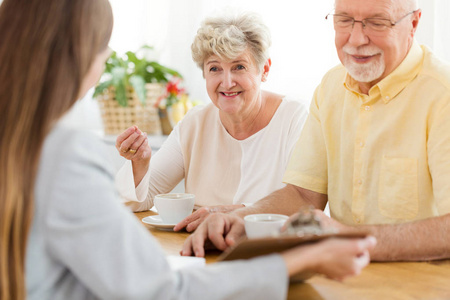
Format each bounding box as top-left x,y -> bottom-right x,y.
142,215 -> 177,230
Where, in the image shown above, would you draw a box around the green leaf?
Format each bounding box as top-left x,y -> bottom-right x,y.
126,51 -> 139,64
111,67 -> 126,85
93,79 -> 113,98
151,70 -> 169,83
139,45 -> 154,51
148,62 -> 182,78
133,60 -> 148,78
115,79 -> 128,107
129,75 -> 146,105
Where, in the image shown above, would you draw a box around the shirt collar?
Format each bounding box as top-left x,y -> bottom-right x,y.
343,40 -> 424,103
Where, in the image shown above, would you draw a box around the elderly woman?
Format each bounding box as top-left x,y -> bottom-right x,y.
115,11 -> 308,231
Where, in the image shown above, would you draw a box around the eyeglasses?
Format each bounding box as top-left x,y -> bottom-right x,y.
325,10 -> 418,36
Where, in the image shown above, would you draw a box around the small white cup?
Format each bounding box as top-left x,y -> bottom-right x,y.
154,193 -> 195,224
244,214 -> 289,239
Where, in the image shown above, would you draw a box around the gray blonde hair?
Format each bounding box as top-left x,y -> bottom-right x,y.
191,11 -> 271,71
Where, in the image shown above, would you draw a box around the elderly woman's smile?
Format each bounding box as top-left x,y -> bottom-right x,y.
221,91 -> 241,97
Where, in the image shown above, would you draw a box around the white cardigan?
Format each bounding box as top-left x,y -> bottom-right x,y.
116,98 -> 308,212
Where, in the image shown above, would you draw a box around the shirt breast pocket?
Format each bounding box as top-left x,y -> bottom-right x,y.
378,157 -> 419,220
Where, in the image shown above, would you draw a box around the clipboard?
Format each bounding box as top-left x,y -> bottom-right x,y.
217,230 -> 370,262
217,230 -> 370,281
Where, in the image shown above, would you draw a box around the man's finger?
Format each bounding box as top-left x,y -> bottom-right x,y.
186,219 -> 202,232
281,212 -> 299,232
180,236 -> 194,256
224,218 -> 245,247
206,216 -> 230,251
191,226 -> 208,257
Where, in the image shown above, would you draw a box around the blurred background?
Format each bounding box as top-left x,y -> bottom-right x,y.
14,0 -> 450,131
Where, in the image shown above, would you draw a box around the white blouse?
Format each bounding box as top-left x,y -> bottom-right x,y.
116,98 -> 308,212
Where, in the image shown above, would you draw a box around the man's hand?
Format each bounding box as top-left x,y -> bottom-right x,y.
180,213 -> 245,257
174,204 -> 245,232
281,209 -> 349,233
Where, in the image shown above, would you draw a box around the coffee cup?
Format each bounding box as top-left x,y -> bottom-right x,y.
154,193 -> 195,224
244,214 -> 289,239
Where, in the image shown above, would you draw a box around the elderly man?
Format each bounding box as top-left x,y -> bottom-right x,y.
181,0 -> 450,261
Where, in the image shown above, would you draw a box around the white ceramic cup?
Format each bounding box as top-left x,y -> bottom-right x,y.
154,193 -> 195,224
244,214 -> 289,239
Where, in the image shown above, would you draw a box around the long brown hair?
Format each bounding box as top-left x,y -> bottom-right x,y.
0,0 -> 113,298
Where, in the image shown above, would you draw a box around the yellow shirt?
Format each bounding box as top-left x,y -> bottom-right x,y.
283,41 -> 450,225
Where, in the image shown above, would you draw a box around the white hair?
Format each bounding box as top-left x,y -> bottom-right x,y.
334,0 -> 419,12
407,0 -> 419,10
396,0 -> 419,12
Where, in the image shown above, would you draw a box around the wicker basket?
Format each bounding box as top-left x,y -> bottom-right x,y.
97,83 -> 164,135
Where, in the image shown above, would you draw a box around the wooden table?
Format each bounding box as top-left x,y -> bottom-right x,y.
135,210 -> 450,299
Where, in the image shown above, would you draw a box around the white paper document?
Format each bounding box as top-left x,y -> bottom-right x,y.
166,255 -> 205,271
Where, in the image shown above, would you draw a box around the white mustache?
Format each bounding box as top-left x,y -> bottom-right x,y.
343,45 -> 382,56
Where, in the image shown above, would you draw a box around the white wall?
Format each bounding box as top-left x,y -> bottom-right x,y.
108,0 -> 337,107
58,0 -> 450,131
415,0 -> 450,61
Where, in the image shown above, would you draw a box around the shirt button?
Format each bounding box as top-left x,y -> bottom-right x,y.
359,141 -> 364,147
358,179 -> 363,185
364,106 -> 371,111
355,218 -> 361,224
385,96 -> 390,100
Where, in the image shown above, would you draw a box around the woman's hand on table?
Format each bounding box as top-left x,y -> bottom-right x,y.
115,126 -> 151,186
174,204 -> 245,232
281,236 -> 376,280
180,213 -> 245,257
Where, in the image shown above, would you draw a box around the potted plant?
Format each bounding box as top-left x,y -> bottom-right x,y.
156,77 -> 196,134
93,45 -> 183,135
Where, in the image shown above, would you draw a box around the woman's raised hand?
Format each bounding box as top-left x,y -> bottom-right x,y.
116,126 -> 152,187
116,126 -> 151,163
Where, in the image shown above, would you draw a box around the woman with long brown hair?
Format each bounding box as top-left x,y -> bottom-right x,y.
0,0 -> 374,299
0,0 -> 113,298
